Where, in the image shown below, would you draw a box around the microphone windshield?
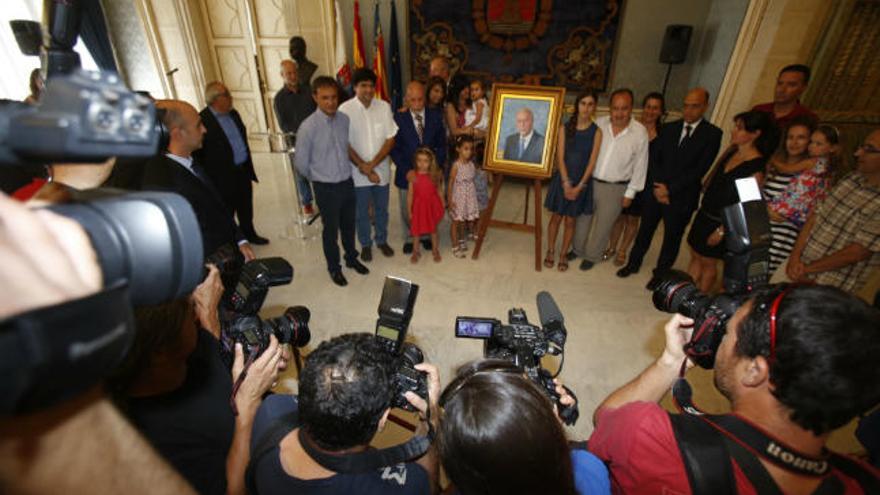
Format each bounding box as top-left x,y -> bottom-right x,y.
536,291 -> 563,326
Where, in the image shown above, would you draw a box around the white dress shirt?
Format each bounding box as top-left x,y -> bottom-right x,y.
166,152 -> 195,175
679,118 -> 703,145
519,130 -> 535,150
593,115 -> 649,199
339,96 -> 399,187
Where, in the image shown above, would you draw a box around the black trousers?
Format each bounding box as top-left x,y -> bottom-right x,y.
220,167 -> 256,237
312,179 -> 358,272
627,192 -> 696,274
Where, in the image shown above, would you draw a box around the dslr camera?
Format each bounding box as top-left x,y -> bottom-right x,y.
374,276 -> 428,412
455,292 -> 579,425
652,193 -> 771,369
219,257 -> 311,366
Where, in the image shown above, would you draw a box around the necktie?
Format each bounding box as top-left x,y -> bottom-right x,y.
680,124 -> 692,147
415,113 -> 424,143
519,138 -> 526,159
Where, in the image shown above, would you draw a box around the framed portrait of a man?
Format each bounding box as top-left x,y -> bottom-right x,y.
485,83 -> 565,179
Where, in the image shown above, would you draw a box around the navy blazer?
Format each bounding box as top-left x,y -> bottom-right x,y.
651,119 -> 722,208
139,155 -> 245,257
390,107 -> 447,189
195,108 -> 258,201
502,131 -> 545,164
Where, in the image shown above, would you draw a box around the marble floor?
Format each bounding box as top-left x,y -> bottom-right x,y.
248,152 -> 862,452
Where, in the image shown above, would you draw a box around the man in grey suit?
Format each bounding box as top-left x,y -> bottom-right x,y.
503,108 -> 544,163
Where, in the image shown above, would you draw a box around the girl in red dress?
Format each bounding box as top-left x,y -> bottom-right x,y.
407,147 -> 445,263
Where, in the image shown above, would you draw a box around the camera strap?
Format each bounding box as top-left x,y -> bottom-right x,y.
672,377 -> 879,494
0,282 -> 134,415
298,426 -> 433,474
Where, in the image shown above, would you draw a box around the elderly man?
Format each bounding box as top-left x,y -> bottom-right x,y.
274,60 -> 317,215
339,68 -> 398,262
295,76 -> 369,287
751,64 -> 818,130
590,284 -> 880,493
786,129 -> 880,293
619,88 -> 722,286
140,100 -> 254,261
391,81 -> 447,253
572,89 -> 649,270
502,108 -> 545,164
195,81 -> 268,245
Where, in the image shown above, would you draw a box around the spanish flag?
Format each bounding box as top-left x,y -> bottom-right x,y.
352,0 -> 366,69
372,2 -> 389,101
333,0 -> 351,89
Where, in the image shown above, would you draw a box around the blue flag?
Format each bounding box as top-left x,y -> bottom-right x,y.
388,0 -> 402,110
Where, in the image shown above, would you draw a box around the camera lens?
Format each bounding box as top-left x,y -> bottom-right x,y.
651,270 -> 710,319
269,306 -> 311,347
400,342 -> 424,366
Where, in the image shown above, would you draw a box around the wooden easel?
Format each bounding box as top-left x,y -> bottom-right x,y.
471,174 -> 544,271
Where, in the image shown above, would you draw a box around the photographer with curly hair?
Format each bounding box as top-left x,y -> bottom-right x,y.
249,332 -> 441,494
590,284 -> 880,493
437,360 -> 610,494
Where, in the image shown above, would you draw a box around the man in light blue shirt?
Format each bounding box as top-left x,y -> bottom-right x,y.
295,76 -> 369,287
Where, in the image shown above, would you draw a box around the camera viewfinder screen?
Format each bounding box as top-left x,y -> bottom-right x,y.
377,324 -> 399,341
456,319 -> 493,339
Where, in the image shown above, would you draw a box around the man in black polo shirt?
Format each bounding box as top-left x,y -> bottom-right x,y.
274,59 -> 317,215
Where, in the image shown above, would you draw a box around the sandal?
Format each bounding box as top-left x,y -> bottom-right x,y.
558,259 -> 569,272
601,249 -> 615,261
432,250 -> 442,262
614,250 -> 627,267
410,251 -> 421,264
453,247 -> 466,258
544,250 -> 555,269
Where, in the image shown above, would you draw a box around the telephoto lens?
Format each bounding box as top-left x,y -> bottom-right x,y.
270,306 -> 311,348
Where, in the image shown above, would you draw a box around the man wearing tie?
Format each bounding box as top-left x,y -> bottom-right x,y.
390,81 -> 447,254
195,81 -> 268,245
139,100 -> 255,261
617,88 -> 722,287
502,108 -> 544,164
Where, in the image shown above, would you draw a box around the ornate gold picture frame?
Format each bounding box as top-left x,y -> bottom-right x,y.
484,83 -> 566,179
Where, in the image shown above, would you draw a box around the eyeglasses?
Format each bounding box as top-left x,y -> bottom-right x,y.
857,144 -> 880,154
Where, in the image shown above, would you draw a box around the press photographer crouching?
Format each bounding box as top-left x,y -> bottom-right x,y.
248,332 -> 441,494
110,264 -> 286,495
438,359 -> 610,494
589,283 -> 880,493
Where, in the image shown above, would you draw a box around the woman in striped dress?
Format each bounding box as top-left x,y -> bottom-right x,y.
762,117 -> 816,275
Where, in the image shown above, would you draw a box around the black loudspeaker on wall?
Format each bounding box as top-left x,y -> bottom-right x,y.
659,25 -> 693,65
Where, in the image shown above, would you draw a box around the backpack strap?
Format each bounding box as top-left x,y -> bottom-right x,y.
245,411 -> 299,495
668,412 -> 737,495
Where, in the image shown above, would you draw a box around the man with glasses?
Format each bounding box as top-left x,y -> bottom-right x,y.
786,129 -> 880,293
196,81 -> 269,245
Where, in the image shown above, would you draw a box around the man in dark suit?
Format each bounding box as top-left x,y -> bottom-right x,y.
502,108 -> 544,163
617,88 -> 722,286
139,100 -> 255,261
195,81 -> 268,245
390,81 -> 447,254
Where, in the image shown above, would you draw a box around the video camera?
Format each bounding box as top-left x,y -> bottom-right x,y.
454,292 -> 579,425
219,257 -> 310,366
652,180 -> 771,369
374,276 -> 428,412
0,1 -> 202,415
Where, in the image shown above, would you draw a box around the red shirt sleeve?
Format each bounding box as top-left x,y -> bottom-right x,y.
589,402 -> 692,494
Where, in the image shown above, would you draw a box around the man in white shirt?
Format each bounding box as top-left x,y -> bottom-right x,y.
339,68 -> 398,261
571,88 -> 649,270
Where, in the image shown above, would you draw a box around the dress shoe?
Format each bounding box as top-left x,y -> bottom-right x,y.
247,234 -> 269,245
565,250 -> 578,261
377,244 -> 394,257
579,260 -> 595,271
330,270 -> 348,286
361,246 -> 372,262
421,238 -> 433,250
346,260 -> 370,275
645,276 -> 662,291
616,265 -> 639,278
403,242 -> 413,254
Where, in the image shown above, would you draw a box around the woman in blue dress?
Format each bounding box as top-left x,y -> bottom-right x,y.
544,90 -> 603,271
